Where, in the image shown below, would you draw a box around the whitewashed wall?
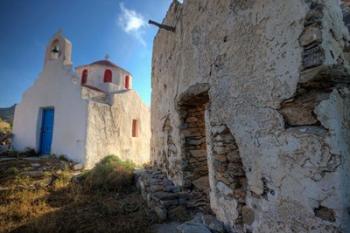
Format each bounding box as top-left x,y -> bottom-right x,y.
84,90 -> 150,169
12,60 -> 88,163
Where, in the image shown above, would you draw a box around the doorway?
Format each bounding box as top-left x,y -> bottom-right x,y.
178,89 -> 210,193
39,108 -> 54,155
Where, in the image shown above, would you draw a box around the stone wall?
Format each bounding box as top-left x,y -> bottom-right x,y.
151,0 -> 350,232
178,89 -> 209,189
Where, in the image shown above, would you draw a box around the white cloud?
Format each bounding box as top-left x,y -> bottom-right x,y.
118,3 -> 147,46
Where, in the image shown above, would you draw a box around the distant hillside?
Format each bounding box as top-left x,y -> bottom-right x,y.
0,105 -> 16,125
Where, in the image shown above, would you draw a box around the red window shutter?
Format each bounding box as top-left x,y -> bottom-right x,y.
104,69 -> 112,83
125,75 -> 130,89
81,69 -> 88,85
132,119 -> 138,137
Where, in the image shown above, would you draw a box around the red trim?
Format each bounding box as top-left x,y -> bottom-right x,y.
132,119 -> 139,137
81,69 -> 88,85
125,75 -> 130,89
103,69 -> 112,83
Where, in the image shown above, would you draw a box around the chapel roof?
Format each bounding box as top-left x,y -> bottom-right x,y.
76,59 -> 131,74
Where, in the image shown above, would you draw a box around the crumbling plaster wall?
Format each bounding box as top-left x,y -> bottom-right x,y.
151,0 -> 350,232
85,90 -> 150,169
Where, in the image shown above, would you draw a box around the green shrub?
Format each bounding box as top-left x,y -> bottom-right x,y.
6,167 -> 19,176
81,155 -> 136,193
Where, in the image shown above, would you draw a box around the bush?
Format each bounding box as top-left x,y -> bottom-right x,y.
82,155 -> 136,193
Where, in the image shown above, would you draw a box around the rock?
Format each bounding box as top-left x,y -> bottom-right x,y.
214,135 -> 223,142
201,215 -> 225,233
31,163 -> 41,167
302,44 -> 325,69
190,213 -> 204,223
154,206 -> 167,221
169,144 -> 178,153
164,184 -> 181,193
0,145 -> 10,154
314,206 -> 336,222
168,206 -> 191,221
186,117 -> 198,123
227,163 -> 245,176
22,170 -> 44,178
153,192 -> 180,201
299,26 -> 322,47
213,145 -> 226,154
160,199 -> 179,207
0,157 -> 16,161
23,157 -> 42,161
152,222 -> 181,233
211,125 -> 226,135
216,182 -> 233,196
190,150 -> 206,158
176,222 -> 211,233
280,91 -> 329,126
73,163 -> 84,171
215,154 -> 227,162
151,184 -> 165,192
0,186 -> 10,191
242,206 -> 255,225
192,176 -> 210,194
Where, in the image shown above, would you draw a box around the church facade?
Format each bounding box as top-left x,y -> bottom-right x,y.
12,32 -> 150,168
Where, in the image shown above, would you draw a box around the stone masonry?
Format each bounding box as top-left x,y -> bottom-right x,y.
151,0 -> 350,233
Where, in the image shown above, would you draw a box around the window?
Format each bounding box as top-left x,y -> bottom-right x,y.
81,69 -> 88,85
103,69 -> 112,83
132,119 -> 139,137
125,75 -> 130,89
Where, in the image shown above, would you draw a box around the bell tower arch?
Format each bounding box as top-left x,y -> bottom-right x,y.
44,31 -> 72,67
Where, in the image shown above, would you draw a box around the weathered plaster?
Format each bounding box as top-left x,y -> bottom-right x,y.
151,0 -> 350,232
85,90 -> 151,169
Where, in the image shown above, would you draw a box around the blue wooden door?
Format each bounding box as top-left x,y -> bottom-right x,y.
39,108 -> 54,155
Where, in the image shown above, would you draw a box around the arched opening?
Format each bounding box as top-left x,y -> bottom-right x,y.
132,119 -> 139,137
125,75 -> 130,89
103,69 -> 112,83
81,69 -> 88,85
50,39 -> 60,59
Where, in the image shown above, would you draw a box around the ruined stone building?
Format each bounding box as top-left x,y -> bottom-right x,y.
12,32 -> 150,168
150,0 -> 350,232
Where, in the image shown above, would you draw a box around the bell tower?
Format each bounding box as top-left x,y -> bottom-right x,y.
44,31 -> 72,67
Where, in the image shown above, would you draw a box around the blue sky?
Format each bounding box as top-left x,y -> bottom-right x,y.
0,0 -> 173,107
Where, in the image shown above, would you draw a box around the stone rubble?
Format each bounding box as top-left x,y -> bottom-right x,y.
135,169 -> 212,222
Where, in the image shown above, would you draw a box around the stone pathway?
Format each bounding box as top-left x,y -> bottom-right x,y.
152,213 -> 226,233
136,169 -> 226,233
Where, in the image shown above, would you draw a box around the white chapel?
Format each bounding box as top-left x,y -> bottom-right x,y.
12,32 -> 150,168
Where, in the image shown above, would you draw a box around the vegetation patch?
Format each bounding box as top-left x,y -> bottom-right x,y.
81,155 -> 136,192
0,155 -> 154,233
0,118 -> 11,135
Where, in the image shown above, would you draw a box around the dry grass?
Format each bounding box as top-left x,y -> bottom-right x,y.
0,155 -> 155,233
0,118 -> 10,134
